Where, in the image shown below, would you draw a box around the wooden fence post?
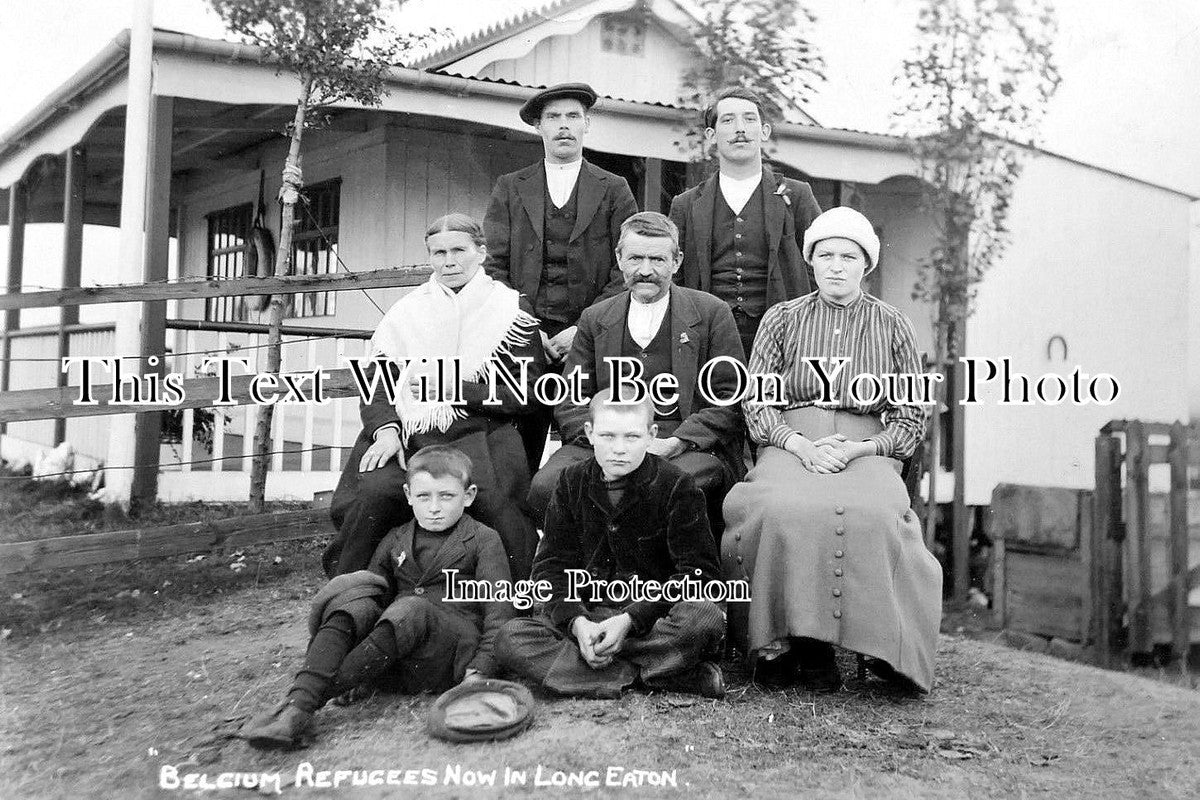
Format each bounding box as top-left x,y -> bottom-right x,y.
1092,433 -> 1122,668
55,145 -> 86,445
1124,420 -> 1151,656
1167,421 -> 1190,674
1,179 -> 27,439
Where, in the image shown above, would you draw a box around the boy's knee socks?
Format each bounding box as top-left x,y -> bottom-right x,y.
328,624 -> 400,698
288,612 -> 357,712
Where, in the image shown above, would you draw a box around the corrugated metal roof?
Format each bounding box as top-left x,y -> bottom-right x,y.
411,0 -> 597,69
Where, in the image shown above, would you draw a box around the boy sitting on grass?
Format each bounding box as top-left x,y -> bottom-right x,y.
241,445 -> 514,749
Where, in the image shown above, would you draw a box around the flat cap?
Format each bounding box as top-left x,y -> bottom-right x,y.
519,82 -> 599,125
427,679 -> 536,743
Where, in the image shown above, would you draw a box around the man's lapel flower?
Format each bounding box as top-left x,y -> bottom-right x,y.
679,332 -> 690,345
774,184 -> 791,206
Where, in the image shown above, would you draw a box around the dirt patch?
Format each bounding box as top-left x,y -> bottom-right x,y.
2,578 -> 1198,799
2,477 -> 1197,798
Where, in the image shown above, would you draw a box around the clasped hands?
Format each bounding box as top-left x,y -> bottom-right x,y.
540,326 -> 577,363
571,613 -> 633,669
785,432 -> 875,474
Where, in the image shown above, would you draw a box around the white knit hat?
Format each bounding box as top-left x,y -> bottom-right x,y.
803,207 -> 881,273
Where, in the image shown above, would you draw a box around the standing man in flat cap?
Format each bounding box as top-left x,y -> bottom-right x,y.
484,82 -> 639,473
669,87 -> 822,356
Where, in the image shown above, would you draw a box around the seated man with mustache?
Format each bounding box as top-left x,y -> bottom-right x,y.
527,212 -> 746,537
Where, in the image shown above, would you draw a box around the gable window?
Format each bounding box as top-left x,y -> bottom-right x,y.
204,203 -> 253,322
601,15 -> 646,56
289,177 -> 341,318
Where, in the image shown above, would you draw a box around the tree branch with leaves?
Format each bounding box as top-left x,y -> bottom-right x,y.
893,0 -> 1061,596
207,0 -> 440,511
677,0 -> 825,163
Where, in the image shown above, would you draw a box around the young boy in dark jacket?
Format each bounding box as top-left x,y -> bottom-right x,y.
496,390 -> 727,699
241,445 -> 513,749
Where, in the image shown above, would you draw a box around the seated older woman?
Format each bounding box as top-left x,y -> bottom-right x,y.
325,213 -> 544,582
721,207 -> 941,693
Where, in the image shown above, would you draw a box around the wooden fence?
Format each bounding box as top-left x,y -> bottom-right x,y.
0,267 -> 429,573
991,419 -> 1195,671
1092,420 -> 1196,669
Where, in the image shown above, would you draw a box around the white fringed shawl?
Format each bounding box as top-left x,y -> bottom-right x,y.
370,269 -> 538,442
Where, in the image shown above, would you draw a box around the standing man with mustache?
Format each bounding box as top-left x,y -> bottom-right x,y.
484,83 -> 639,472
526,212 -> 746,535
669,87 -> 822,356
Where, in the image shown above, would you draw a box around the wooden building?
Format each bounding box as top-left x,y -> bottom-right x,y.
1,0 -> 1195,507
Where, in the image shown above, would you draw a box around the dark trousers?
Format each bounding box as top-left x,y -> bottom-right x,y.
516,357 -> 564,473
731,307 -> 761,360
528,445 -> 732,536
291,596 -> 471,710
494,602 -> 724,698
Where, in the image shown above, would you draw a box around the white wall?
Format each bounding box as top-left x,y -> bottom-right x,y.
966,154 -> 1193,503
1189,200 -> 1200,420
476,16 -> 693,107
859,183 -> 937,357
172,120 -> 540,458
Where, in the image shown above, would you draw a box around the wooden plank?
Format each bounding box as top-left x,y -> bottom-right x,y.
0,508 -> 333,575
992,536 -> 1007,629
1004,550 -> 1085,641
643,157 -> 664,212
55,146 -> 87,446
1168,422 -> 1191,667
1092,434 -> 1123,667
1125,420 -> 1152,653
990,483 -> 1082,550
950,324 -> 969,602
0,366 -> 368,422
0,267 -> 431,312
1078,488 -> 1093,649
1102,419 -> 1176,437
131,95 -> 174,510
1,180 -> 28,437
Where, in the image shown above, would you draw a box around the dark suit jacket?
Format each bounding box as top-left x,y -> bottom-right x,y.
310,515 -> 515,681
367,516 -> 514,676
554,285 -> 746,480
535,455 -> 722,634
484,160 -> 639,326
668,166 -> 821,309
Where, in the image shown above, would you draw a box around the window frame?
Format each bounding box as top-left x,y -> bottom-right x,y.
286,177 -> 342,319
203,202 -> 254,323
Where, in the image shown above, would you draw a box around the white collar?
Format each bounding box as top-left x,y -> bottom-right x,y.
545,159 -> 583,172
626,291 -> 671,348
718,171 -> 762,190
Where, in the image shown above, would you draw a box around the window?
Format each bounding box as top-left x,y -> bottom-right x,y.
289,178 -> 341,318
205,203 -> 253,322
601,15 -> 646,56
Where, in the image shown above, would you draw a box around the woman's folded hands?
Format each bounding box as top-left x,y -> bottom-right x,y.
784,433 -> 874,474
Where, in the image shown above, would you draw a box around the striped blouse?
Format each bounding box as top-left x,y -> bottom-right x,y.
745,291 -> 929,459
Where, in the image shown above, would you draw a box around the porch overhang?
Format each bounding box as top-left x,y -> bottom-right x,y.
0,28 -> 918,224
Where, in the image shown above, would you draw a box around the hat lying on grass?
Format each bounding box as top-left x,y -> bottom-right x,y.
427,679 -> 535,743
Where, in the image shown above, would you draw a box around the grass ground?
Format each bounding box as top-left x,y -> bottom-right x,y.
2,473 -> 1198,798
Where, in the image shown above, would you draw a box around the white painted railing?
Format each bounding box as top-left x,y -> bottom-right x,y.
2,324 -> 370,502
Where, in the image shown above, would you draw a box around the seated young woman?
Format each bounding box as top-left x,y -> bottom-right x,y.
721,207 -> 942,693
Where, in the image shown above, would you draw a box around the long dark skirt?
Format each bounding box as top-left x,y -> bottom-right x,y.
721,408 -> 942,691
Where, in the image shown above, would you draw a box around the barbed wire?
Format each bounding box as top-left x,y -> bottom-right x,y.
296,198 -> 389,317
1,330 -> 372,364
0,444 -> 338,482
